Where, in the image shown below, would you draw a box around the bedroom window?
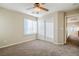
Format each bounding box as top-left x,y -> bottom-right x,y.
24,18 -> 37,35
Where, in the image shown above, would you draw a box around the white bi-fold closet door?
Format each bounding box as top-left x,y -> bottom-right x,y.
45,21 -> 54,42
38,19 -> 54,43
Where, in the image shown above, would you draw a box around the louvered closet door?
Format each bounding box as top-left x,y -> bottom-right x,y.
38,20 -> 45,40
45,20 -> 54,42
37,19 -> 54,42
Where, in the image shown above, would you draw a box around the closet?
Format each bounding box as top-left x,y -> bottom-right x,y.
37,16 -> 54,43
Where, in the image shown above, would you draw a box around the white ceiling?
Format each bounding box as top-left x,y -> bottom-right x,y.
0,3 -> 79,17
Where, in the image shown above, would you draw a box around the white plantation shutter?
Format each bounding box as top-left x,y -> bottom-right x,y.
24,19 -> 37,35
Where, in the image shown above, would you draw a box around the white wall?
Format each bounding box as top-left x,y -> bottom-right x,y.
57,12 -> 65,44
0,7 -> 36,48
52,12 -> 65,44
65,8 -> 79,16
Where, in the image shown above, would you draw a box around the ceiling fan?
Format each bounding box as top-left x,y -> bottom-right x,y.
26,3 -> 49,12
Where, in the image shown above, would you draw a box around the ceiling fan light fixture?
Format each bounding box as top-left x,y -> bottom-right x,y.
34,7 -> 42,12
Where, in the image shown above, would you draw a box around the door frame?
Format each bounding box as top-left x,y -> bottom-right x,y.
65,14 -> 79,44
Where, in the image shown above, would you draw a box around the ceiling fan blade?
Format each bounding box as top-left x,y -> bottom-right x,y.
41,3 -> 45,5
39,7 -> 49,11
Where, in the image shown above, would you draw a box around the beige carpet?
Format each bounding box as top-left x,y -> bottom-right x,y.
0,40 -> 79,56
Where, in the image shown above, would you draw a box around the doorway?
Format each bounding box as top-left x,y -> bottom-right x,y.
65,14 -> 79,45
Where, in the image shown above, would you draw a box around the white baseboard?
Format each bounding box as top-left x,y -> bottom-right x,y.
0,38 -> 64,49
39,38 -> 64,45
53,42 -> 64,45
0,39 -> 35,49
